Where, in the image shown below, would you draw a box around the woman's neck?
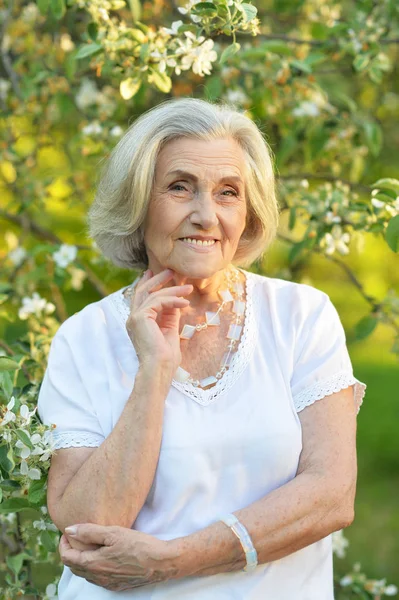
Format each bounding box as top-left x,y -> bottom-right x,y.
146,264 -> 240,313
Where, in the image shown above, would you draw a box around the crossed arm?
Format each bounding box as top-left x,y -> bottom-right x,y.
51,384 -> 357,591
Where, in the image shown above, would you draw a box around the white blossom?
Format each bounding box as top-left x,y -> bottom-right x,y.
332,529 -> 349,558
53,244 -> 78,268
18,293 -> 56,320
340,575 -> 353,586
20,404 -> 37,425
21,2 -> 40,22
385,585 -> 398,596
60,33 -> 75,52
300,179 -> 309,189
33,519 -> 58,532
293,101 -> 320,118
325,211 -> 342,224
323,225 -> 351,256
75,78 -> 102,110
224,88 -> 249,106
8,246 -> 27,266
110,125 -> 124,137
82,122 -> 103,136
69,266 -> 87,291
178,0 -> 201,22
175,33 -> 217,77
45,583 -> 58,599
1,396 -> 16,425
20,460 -> 41,480
162,20 -> 183,35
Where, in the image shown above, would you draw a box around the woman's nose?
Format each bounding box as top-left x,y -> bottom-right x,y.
189,192 -> 218,229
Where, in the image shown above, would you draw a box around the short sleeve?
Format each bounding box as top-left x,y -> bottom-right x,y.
290,291 -> 366,414
37,318 -> 106,450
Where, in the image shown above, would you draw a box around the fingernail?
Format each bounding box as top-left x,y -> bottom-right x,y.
65,526 -> 78,535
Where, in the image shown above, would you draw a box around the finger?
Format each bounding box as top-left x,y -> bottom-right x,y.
141,295 -> 190,314
64,523 -> 118,547
139,269 -> 175,294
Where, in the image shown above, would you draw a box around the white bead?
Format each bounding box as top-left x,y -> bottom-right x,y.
233,300 -> 245,315
221,352 -> 233,367
205,311 -> 220,326
200,376 -> 218,388
174,366 -> 190,382
234,282 -> 244,295
180,324 -> 196,339
219,289 -> 233,303
227,324 -> 242,340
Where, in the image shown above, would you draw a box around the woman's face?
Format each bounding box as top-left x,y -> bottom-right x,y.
143,136 -> 248,279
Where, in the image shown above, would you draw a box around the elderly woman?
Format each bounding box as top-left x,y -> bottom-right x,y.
37,97 -> 366,599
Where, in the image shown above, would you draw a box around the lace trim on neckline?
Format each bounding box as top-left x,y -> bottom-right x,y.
109,269 -> 260,406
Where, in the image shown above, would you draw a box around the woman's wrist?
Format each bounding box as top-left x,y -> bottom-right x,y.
166,522 -> 245,580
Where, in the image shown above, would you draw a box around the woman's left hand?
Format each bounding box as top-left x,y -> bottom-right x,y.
59,524 -> 180,592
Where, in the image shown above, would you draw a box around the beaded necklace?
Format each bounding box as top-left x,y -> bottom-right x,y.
124,265 -> 246,391
175,265 -> 245,390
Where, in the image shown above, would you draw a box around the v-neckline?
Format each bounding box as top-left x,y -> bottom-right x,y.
111,268 -> 258,406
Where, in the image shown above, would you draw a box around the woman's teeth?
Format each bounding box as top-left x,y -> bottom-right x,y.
180,238 -> 216,246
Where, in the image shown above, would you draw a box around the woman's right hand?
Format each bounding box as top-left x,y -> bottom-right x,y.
125,269 -> 193,376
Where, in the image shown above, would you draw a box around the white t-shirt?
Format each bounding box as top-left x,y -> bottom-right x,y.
37,269 -> 366,600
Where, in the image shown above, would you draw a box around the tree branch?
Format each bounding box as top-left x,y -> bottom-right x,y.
0,5 -> 23,99
0,210 -> 108,297
276,233 -> 399,336
278,173 -> 371,193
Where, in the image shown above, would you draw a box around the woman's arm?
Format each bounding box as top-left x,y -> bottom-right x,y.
172,385 -> 357,577
58,385 -> 358,589
48,363 -> 171,534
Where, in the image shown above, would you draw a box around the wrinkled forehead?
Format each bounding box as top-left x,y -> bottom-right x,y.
154,136 -> 249,183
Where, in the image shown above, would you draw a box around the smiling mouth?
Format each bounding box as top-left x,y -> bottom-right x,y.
179,237 -> 218,247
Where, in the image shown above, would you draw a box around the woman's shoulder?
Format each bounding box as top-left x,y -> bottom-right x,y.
54,285 -> 128,344
245,269 -> 329,309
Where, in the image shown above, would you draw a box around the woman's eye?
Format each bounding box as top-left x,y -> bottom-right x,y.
170,184 -> 187,191
222,189 -> 238,197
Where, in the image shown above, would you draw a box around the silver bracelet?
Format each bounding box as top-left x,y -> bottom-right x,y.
220,513 -> 258,573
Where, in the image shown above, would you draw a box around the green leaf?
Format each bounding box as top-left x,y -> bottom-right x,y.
40,529 -> 58,552
205,76 -> 223,101
130,28 -> 147,44
87,22 -> 98,41
0,498 -> 32,514
288,237 -> 316,263
0,445 -> 15,477
6,553 -> 28,576
289,207 -> 297,230
120,77 -> 142,100
369,66 -> 383,84
371,178 -> 399,195
50,0 -> 65,19
354,315 -> 378,340
385,214 -> 399,252
28,478 -> 47,505
0,371 -> 13,399
192,2 -> 218,17
219,42 -> 241,65
363,121 -> 383,157
75,43 -> 103,60
353,54 -> 370,72
128,0 -> 142,21
0,479 -> 21,491
16,429 -> 34,450
241,3 -> 257,21
260,41 -> 292,56
149,70 -> 172,93
37,0 -> 50,15
276,134 -> 297,167
290,59 -> 312,74
373,192 -> 396,203
0,357 -> 19,371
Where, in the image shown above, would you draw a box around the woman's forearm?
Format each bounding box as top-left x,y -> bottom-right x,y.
52,364 -> 172,532
169,470 -> 355,579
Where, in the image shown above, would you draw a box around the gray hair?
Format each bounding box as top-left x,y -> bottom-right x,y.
87,97 -> 280,270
